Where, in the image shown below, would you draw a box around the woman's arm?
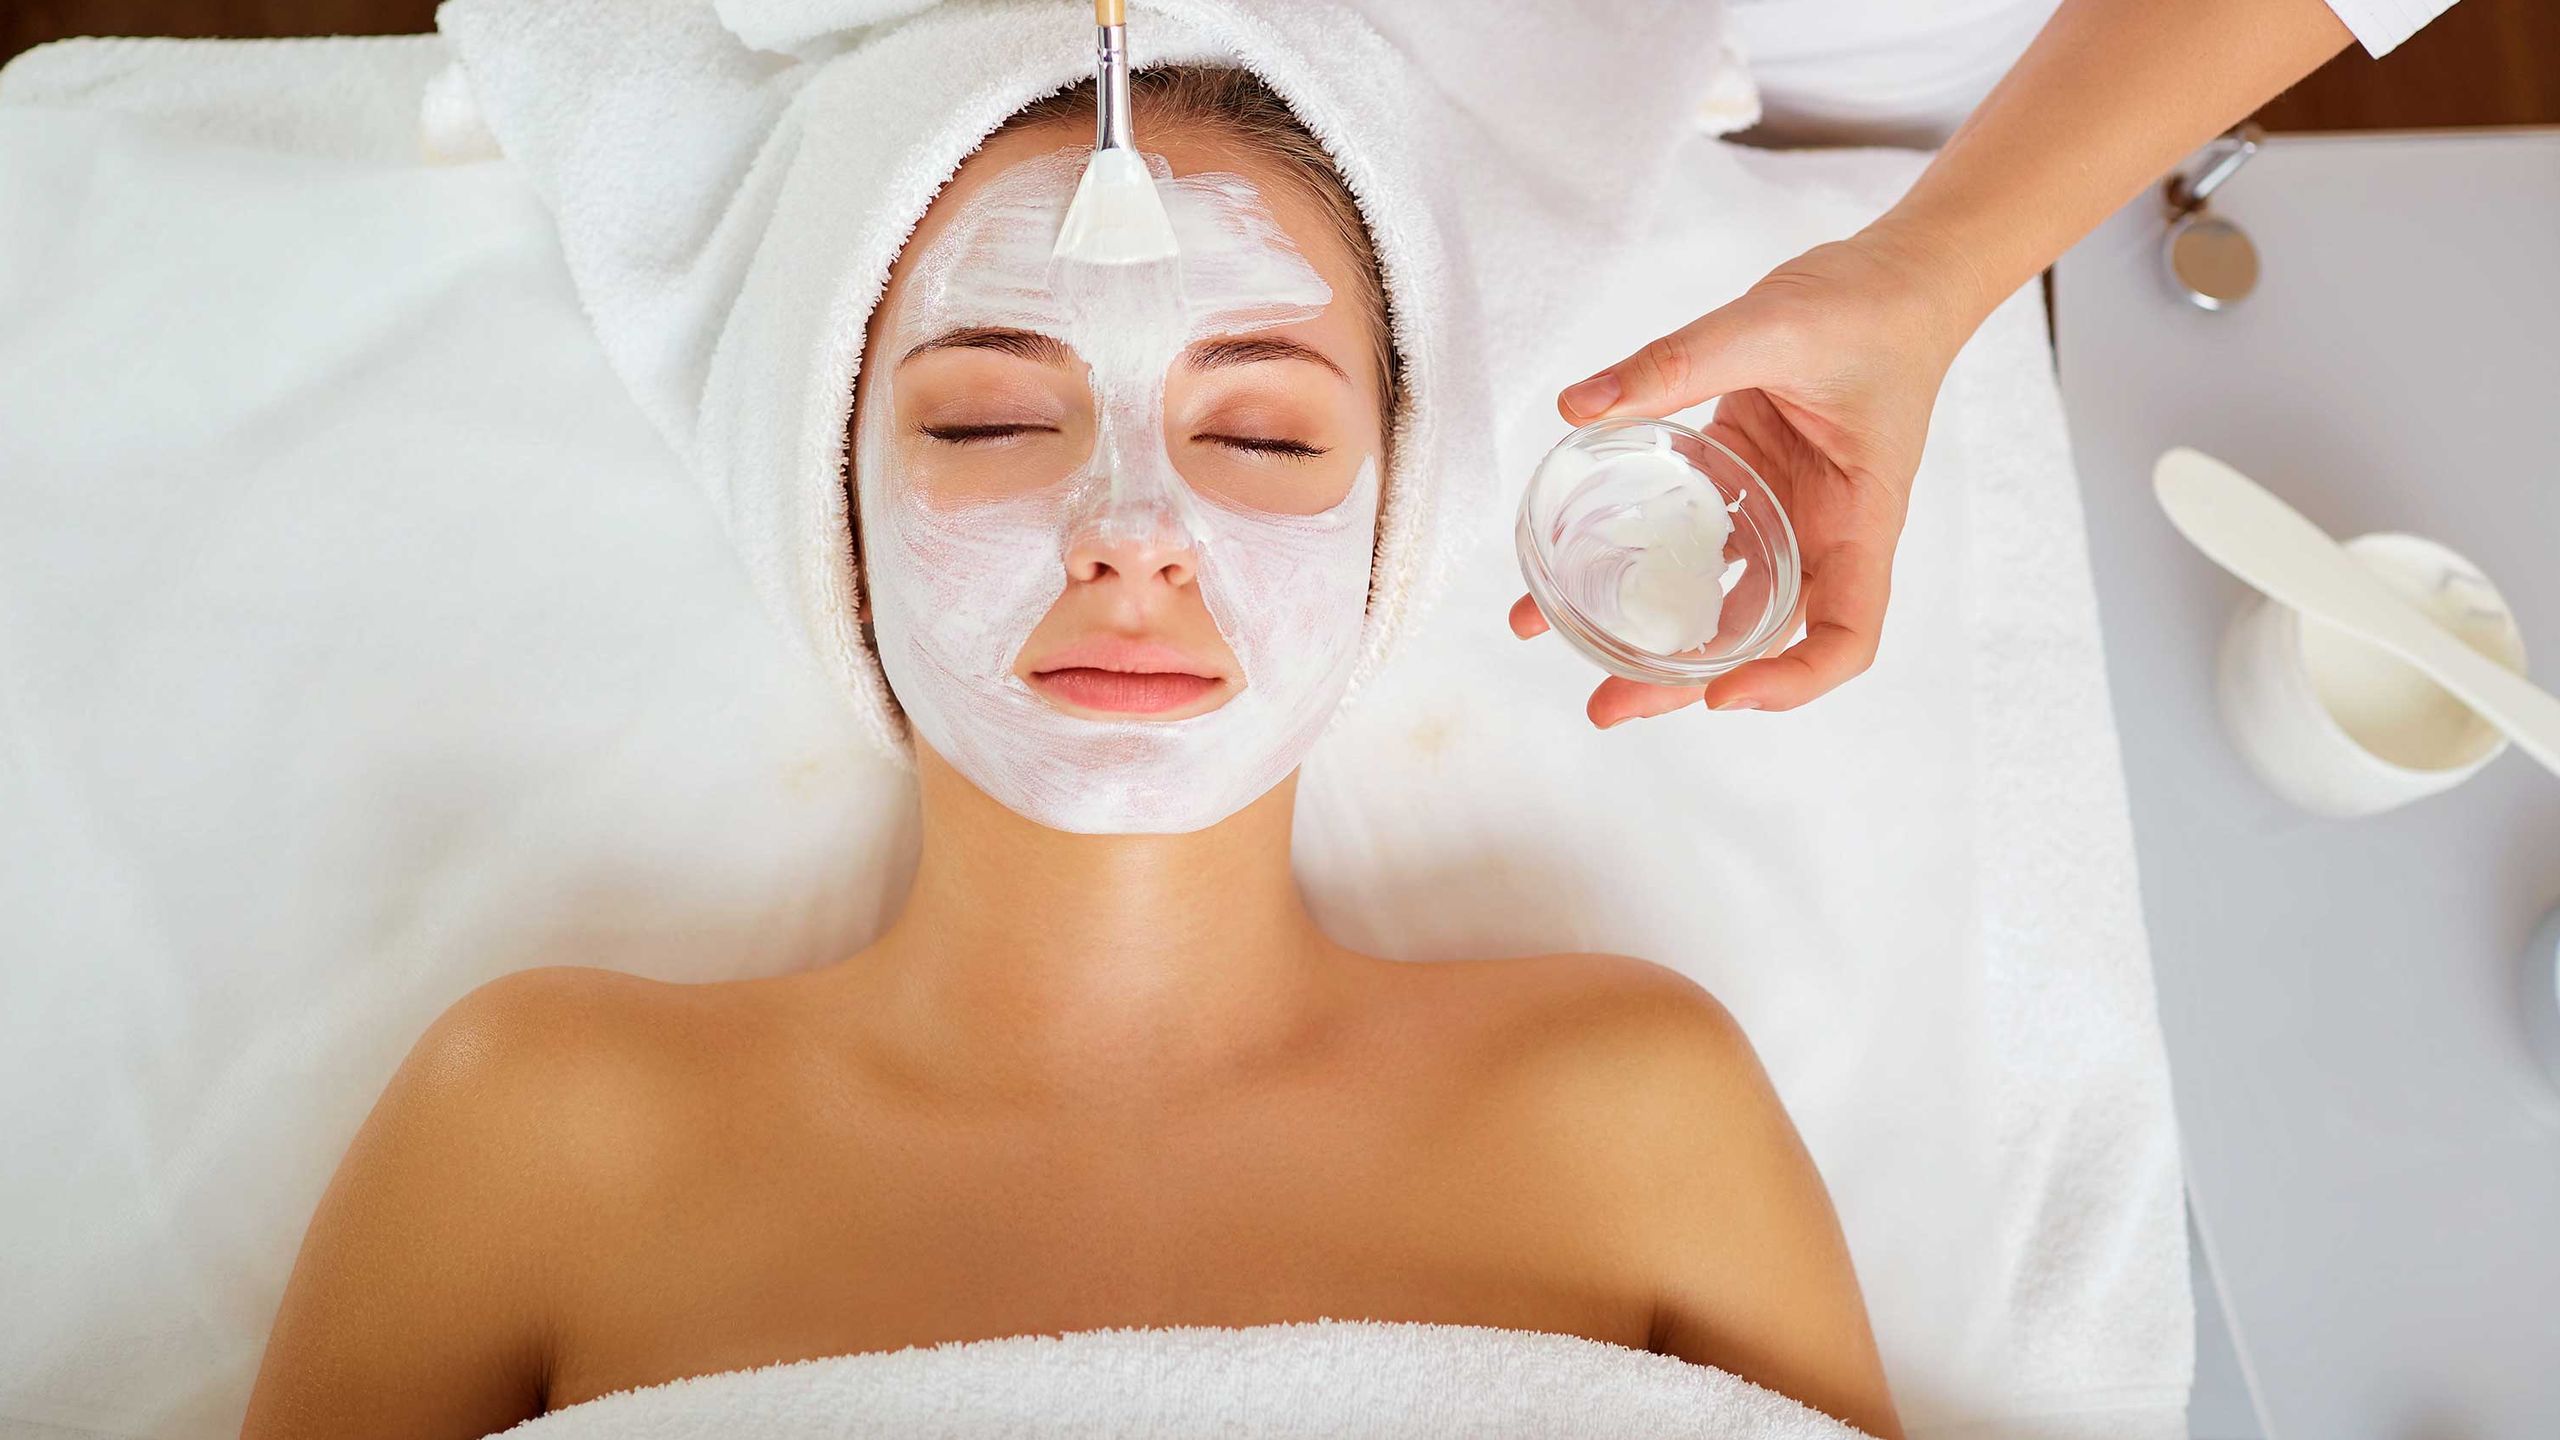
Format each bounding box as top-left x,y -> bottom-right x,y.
1875,0 -> 2355,326
1594,975 -> 1903,1438
239,974 -> 583,1439
1536,958 -> 1904,1424
1528,0 -> 2362,722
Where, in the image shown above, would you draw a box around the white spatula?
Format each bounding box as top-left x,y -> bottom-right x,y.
2153,446 -> 2560,779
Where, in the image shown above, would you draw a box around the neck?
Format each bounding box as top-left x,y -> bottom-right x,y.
856,744 -> 1339,1089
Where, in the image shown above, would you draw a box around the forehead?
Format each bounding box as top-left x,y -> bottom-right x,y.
885,115 -> 1364,334
898,150 -> 1326,341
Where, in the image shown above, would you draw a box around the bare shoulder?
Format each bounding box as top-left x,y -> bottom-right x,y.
240,965 -> 751,1438
399,964 -> 760,1202
1375,950 -> 1780,1211
418,962 -> 709,1093
1403,950 -> 1762,1099
332,962 -> 760,1274
409,966 -> 685,1121
1407,952 -> 1901,1437
1471,952 -> 1804,1223
1525,953 -> 1779,1148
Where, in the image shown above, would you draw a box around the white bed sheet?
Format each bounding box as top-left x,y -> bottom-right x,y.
0,35 -> 2186,1440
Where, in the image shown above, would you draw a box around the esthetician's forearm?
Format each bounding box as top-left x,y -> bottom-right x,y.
1874,0 -> 2354,325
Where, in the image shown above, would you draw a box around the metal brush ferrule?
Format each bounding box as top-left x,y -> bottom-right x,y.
1094,23 -> 1135,152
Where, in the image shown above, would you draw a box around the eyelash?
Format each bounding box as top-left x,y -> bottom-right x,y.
919,423 -> 1055,443
918,424 -> 1328,460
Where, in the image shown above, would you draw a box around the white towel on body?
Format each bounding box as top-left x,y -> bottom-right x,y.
490,1320 -> 1871,1439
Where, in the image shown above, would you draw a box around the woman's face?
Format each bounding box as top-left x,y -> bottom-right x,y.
851,113 -> 1390,834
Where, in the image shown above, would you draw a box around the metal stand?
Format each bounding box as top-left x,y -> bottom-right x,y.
2161,123 -> 2264,311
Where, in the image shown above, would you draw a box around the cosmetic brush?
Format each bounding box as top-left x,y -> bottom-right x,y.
1051,0 -> 1179,266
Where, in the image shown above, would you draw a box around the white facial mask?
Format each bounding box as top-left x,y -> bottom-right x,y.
855,148 -> 1380,835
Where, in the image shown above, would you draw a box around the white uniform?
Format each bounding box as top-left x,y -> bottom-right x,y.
1727,0 -> 2462,146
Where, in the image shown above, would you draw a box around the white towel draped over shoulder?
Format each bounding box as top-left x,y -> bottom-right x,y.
492,1321 -> 1874,1439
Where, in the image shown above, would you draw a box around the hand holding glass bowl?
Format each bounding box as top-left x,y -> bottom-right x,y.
1513,228 -> 1976,726
1514,415 -> 1804,721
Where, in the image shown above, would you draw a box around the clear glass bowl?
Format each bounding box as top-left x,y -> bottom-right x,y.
1515,416 -> 1801,685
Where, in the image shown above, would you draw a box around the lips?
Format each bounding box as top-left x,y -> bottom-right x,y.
1025,637 -> 1228,717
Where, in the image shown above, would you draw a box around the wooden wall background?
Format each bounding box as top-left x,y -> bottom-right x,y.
5,0 -> 2557,132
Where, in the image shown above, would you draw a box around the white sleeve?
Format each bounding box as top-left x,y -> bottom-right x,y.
2322,0 -> 2461,57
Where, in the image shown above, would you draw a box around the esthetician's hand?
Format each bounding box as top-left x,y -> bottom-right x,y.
1509,222 -> 1989,726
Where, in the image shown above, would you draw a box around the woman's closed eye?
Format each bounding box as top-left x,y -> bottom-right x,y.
1197,432 -> 1329,460
926,423 -> 1326,459
919,421 -> 1060,445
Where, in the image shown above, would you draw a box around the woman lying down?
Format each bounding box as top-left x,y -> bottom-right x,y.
241,68 -> 1901,1440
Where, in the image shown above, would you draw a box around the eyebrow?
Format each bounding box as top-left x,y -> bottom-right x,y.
900,327 -> 1073,366
900,326 -> 1350,383
1186,335 -> 1350,383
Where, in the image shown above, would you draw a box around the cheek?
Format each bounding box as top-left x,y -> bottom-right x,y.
1190,459 -> 1381,685
865,468 -> 1079,689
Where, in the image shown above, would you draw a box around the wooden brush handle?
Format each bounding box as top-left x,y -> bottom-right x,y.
1095,0 -> 1124,24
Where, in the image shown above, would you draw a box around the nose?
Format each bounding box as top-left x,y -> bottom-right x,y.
1064,504 -> 1198,589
